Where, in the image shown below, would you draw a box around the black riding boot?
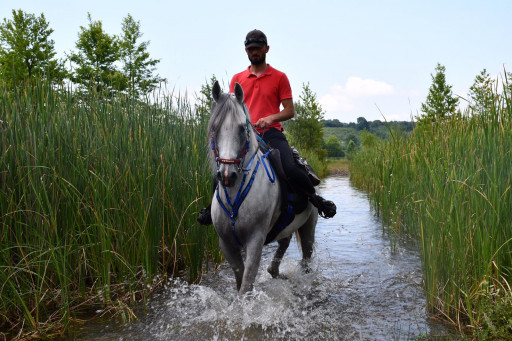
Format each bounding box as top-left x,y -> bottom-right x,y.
197,177 -> 217,226
197,204 -> 213,225
309,193 -> 337,218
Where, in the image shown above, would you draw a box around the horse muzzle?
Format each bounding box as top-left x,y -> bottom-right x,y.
217,164 -> 238,187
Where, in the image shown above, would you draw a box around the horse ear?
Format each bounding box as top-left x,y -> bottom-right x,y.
234,83 -> 244,103
212,81 -> 221,102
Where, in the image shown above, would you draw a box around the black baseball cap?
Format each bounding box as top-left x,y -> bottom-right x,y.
244,29 -> 267,48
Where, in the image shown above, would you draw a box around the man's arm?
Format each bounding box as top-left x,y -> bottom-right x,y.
255,98 -> 295,129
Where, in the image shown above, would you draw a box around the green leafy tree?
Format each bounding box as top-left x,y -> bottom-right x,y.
324,135 -> 344,157
286,82 -> 324,151
468,69 -> 496,114
346,139 -> 357,159
344,133 -> 359,147
360,129 -> 379,149
0,9 -> 66,87
369,120 -> 383,130
120,14 -> 164,98
356,116 -> 370,131
195,75 -> 218,121
419,63 -> 459,123
69,13 -> 126,95
323,119 -> 343,127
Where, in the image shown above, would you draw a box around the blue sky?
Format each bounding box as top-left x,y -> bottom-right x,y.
2,0 -> 511,122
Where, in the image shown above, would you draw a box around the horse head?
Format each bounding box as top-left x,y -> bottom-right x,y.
209,81 -> 253,187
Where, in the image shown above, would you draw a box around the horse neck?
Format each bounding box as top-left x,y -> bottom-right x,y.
247,129 -> 260,159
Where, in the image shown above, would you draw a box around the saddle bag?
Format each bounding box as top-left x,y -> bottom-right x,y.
291,146 -> 321,186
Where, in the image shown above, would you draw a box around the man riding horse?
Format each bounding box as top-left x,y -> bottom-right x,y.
198,29 -> 336,225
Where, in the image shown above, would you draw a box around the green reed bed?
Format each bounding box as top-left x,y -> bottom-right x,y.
350,92 -> 512,335
0,81 -> 220,338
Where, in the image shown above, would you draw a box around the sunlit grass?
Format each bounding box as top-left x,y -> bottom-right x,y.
350,86 -> 512,334
326,157 -> 349,176
0,81 -> 221,338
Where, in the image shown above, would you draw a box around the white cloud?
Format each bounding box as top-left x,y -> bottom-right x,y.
344,77 -> 394,97
320,77 -> 395,115
321,85 -> 355,112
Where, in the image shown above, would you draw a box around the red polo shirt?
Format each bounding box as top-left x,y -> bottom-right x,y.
230,64 -> 292,132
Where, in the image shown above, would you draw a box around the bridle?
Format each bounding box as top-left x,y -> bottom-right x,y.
210,104 -> 254,172
210,131 -> 250,171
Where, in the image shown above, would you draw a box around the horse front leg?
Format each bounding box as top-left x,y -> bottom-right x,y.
239,236 -> 265,295
219,238 -> 244,291
267,235 -> 292,278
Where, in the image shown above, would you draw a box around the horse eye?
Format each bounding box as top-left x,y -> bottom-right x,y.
238,125 -> 245,135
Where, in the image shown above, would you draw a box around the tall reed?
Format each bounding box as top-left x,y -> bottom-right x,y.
0,81 -> 220,338
350,87 -> 512,332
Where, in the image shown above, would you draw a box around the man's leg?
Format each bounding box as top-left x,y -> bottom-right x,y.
262,128 -> 336,218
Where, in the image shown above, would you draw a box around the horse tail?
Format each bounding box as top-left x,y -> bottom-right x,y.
294,231 -> 302,251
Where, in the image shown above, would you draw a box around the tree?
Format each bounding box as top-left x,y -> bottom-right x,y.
419,63 -> 459,123
369,119 -> 383,130
0,9 -> 66,87
120,14 -> 164,98
468,69 -> 496,114
346,140 -> 357,159
324,135 -> 344,157
323,119 -> 343,127
344,133 -> 359,147
360,129 -> 379,149
356,116 -> 370,131
286,82 -> 324,151
195,75 -> 218,121
69,13 -> 126,95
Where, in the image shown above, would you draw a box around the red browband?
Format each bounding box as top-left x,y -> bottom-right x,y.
211,136 -> 249,165
216,158 -> 242,164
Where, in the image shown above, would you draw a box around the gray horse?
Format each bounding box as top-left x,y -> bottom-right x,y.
208,81 -> 318,294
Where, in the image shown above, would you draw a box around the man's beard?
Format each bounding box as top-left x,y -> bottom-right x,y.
249,53 -> 266,66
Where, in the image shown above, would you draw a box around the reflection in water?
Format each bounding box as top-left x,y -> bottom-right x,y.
69,176 -> 449,340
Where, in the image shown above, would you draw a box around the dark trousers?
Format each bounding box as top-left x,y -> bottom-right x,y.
261,128 -> 315,196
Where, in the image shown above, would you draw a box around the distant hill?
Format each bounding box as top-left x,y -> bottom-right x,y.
322,118 -> 414,147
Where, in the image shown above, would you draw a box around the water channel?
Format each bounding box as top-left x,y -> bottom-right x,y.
69,176 -> 451,340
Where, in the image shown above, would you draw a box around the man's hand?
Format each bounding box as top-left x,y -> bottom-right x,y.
254,100 -> 295,129
255,116 -> 274,129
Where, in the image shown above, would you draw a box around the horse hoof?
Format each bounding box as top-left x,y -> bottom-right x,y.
267,267 -> 279,278
301,260 -> 312,274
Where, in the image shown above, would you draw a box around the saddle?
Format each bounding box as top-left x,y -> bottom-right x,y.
291,147 -> 321,186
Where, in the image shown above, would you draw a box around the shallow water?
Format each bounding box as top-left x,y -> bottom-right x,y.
69,176 -> 450,340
